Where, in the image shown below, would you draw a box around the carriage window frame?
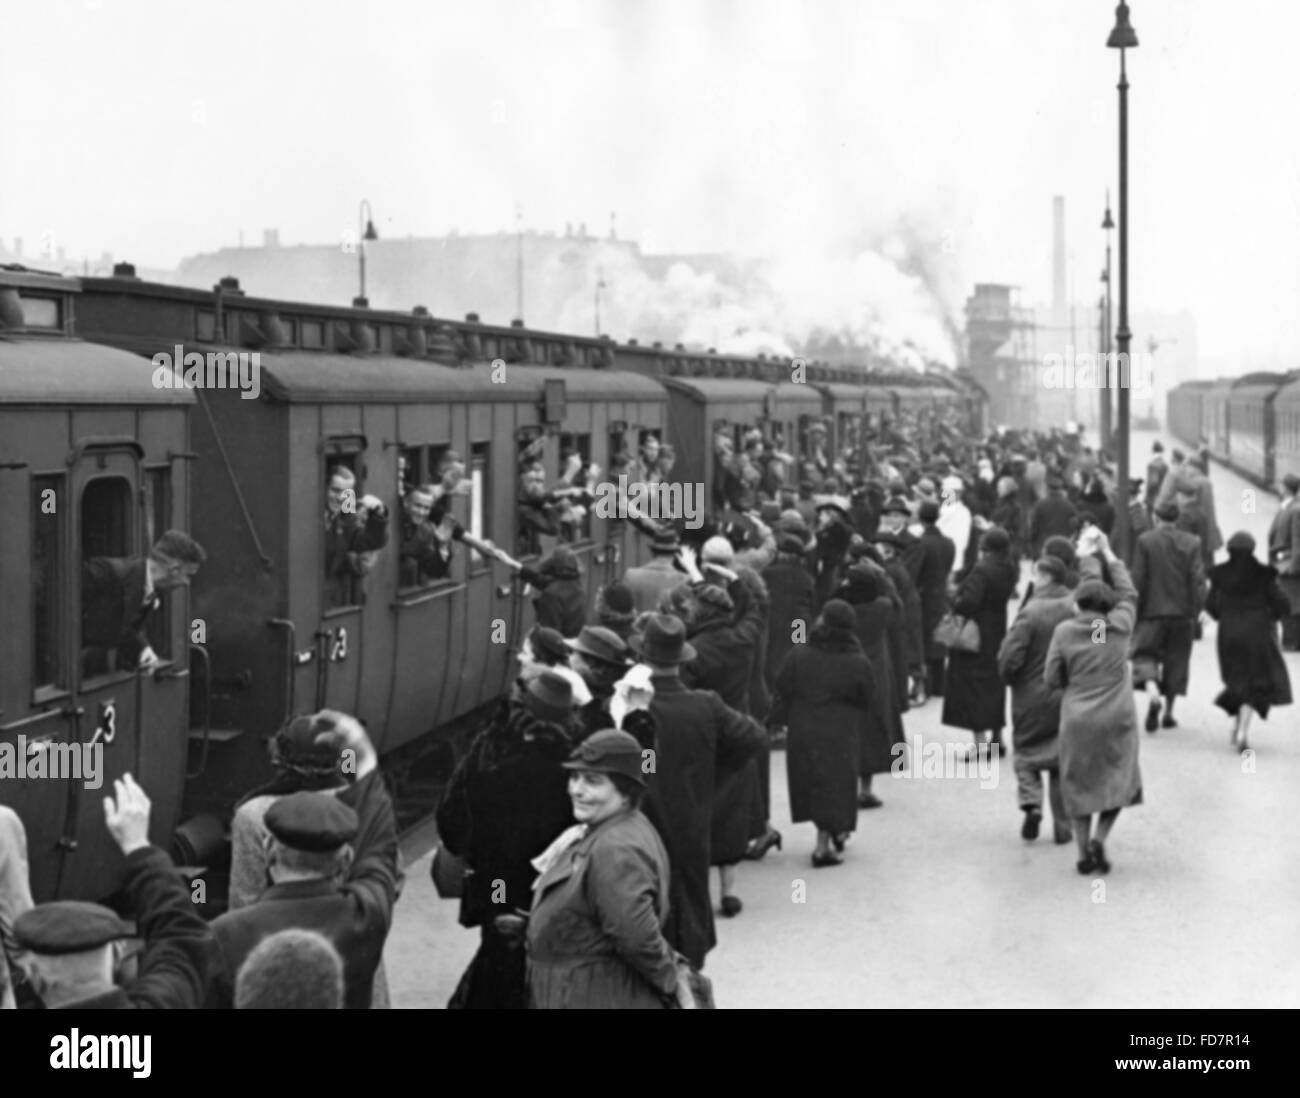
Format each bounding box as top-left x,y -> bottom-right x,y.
321,449 -> 377,616
515,427 -> 547,562
31,472 -> 67,700
556,432 -> 593,544
142,466 -> 175,663
78,474 -> 144,688
395,443 -> 463,596
468,443 -> 491,576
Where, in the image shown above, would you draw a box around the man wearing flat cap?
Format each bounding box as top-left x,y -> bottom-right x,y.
1268,472 -> 1300,648
1130,502 -> 1206,732
632,614 -> 766,992
208,712 -> 399,1009
13,774 -> 211,1008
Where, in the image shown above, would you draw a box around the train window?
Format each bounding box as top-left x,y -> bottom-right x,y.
280,318 -> 297,346
398,446 -> 424,496
32,474 -> 65,693
469,443 -> 489,571
20,296 -> 60,329
516,428 -> 548,559
557,433 -> 592,542
79,476 -> 135,679
396,445 -> 463,592
323,454 -> 382,610
366,323 -> 381,350
197,310 -> 217,342
142,468 -> 174,662
301,320 -> 325,349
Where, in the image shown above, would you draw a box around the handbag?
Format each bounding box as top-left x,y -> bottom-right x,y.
934,612 -> 981,654
430,844 -> 468,899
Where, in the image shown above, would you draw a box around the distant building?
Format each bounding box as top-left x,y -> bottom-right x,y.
964,283 -> 1036,428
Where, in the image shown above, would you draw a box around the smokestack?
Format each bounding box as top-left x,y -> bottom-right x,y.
1052,196 -> 1066,322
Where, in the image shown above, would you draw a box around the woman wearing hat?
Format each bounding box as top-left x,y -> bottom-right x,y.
437,670 -> 581,1009
770,600 -> 876,866
527,730 -> 687,1009
942,526 -> 1018,757
1205,531 -> 1294,752
1044,531 -> 1142,875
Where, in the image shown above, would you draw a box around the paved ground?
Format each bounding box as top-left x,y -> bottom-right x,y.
385,431 -> 1300,1008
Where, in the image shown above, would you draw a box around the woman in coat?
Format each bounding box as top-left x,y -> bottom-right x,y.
1044,532 -> 1143,876
1205,530 -> 1294,752
942,527 -> 1018,756
769,599 -> 877,866
527,730 -> 686,1009
836,563 -> 903,809
521,546 -> 587,638
436,671 -> 580,1009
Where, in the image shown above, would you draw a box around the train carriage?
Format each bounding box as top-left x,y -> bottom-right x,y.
1225,373 -> 1290,487
1273,376 -> 1300,489
0,272 -> 195,901
1200,380 -> 1233,460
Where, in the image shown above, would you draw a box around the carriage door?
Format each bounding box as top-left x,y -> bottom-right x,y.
68,446 -> 149,899
317,444 -> 366,717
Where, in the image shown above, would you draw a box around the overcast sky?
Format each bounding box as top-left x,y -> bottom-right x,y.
3,0 -> 1298,364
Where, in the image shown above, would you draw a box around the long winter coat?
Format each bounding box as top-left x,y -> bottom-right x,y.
884,554 -> 925,671
1045,559 -> 1144,816
763,554 -> 817,690
770,627 -> 876,833
642,675 -> 766,969
683,582 -> 767,865
942,552 -> 1018,733
996,581 -> 1076,767
836,570 -> 904,776
1206,553 -> 1294,718
917,525 -> 956,659
527,809 -> 678,1009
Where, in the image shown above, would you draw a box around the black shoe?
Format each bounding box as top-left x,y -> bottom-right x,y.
857,792 -> 883,809
1076,856 -> 1097,875
811,851 -> 844,868
720,896 -> 743,917
1088,838 -> 1111,875
744,827 -> 783,860
831,831 -> 849,853
1145,697 -> 1161,732
1161,713 -> 1177,729
1021,809 -> 1042,841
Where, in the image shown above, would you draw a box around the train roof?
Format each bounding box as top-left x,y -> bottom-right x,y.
258,357 -> 665,404
0,336 -> 196,405
661,376 -> 823,406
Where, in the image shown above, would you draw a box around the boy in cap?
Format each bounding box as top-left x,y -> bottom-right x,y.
14,774 -> 211,1008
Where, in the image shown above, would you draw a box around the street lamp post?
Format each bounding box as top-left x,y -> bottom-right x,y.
1108,1 -> 1137,555
355,199 -> 378,307
1101,196 -> 1114,453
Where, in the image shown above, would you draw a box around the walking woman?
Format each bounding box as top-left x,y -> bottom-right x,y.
769,599 -> 877,867
1205,531 -> 1294,752
1044,531 -> 1143,875
527,730 -> 688,1009
942,527 -> 1018,757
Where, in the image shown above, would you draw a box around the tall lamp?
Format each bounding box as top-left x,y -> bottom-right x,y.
354,199 -> 378,307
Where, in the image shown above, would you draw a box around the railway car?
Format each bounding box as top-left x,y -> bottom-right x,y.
1200,379 -> 1233,460
0,271 -> 195,901
1225,373 -> 1290,487
1166,380 -> 1212,451
1273,376 -> 1300,488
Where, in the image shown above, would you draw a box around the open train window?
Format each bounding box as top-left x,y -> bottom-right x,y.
142,468 -> 174,662
515,427 -> 548,560
32,474 -> 65,695
323,452 -> 384,611
557,433 -> 592,542
79,476 -> 136,679
469,443 -> 489,572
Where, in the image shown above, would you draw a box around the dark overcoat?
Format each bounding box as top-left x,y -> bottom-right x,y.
836,572 -> 904,776
916,525 -> 956,659
642,676 -> 766,970
770,629 -> 876,833
762,554 -> 817,690
884,554 -> 925,671
941,553 -> 1017,733
1206,555 -> 1294,717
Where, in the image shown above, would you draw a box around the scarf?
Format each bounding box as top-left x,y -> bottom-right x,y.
531,823 -> 589,883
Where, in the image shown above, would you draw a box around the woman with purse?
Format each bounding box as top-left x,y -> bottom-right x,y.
527,729 -> 690,1009
941,526 -> 1018,758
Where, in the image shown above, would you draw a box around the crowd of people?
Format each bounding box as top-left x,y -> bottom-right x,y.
4,413 -> 1298,1011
